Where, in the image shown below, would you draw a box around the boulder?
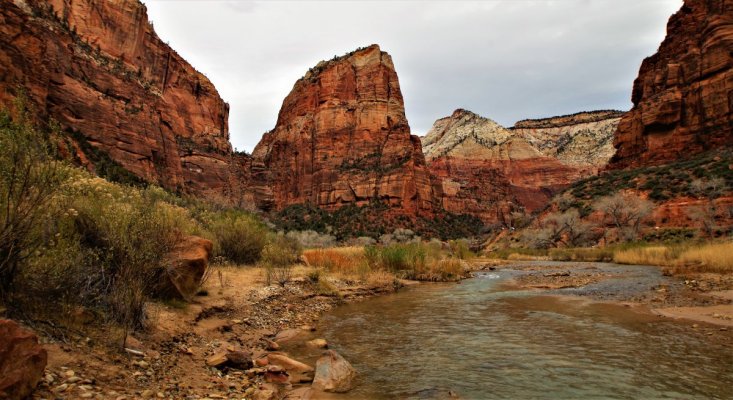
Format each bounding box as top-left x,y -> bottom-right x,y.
163,236 -> 213,301
206,350 -> 253,370
266,354 -> 313,374
0,320 -> 48,400
306,339 -> 328,349
311,350 -> 357,393
273,329 -> 302,345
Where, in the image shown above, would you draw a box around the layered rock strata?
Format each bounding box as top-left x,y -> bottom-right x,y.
423,109 -> 586,224
512,110 -> 623,172
0,0 -> 251,203
251,45 -> 435,214
609,0 -> 733,169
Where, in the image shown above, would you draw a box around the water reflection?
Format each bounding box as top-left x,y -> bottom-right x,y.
316,268 -> 733,399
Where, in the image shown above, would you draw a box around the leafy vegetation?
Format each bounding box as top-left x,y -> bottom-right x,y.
272,202 -> 484,241
568,150 -> 733,202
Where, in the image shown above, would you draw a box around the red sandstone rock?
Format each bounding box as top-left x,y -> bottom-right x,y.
609,0 -> 733,169
0,319 -> 48,400
251,45 -> 435,215
163,236 -> 213,301
0,0 -> 252,204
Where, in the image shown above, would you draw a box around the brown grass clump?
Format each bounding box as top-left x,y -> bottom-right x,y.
676,242 -> 733,273
303,247 -> 365,276
613,246 -> 675,266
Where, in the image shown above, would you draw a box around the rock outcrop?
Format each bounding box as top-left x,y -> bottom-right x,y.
163,236 -> 213,301
311,350 -> 357,393
512,110 -> 623,172
0,319 -> 48,400
251,45 -> 435,215
423,109 -> 586,224
609,0 -> 733,169
0,0 -> 252,204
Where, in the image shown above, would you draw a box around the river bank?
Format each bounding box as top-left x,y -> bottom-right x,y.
30,259 -> 497,400
494,261 -> 733,335
28,258 -> 732,399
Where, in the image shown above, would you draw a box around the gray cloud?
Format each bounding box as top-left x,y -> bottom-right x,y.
142,0 -> 682,152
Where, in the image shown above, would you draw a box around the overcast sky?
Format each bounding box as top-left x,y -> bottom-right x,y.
142,0 -> 682,152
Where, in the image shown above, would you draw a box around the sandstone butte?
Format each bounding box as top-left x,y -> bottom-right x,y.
0,0 -> 255,206
251,45 -> 435,215
608,0 -> 733,169
422,109 -> 607,225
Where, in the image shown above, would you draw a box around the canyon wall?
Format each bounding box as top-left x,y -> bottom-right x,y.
423,109 -> 588,224
512,110 -> 623,173
0,0 -> 253,204
609,0 -> 733,169
251,45 -> 435,215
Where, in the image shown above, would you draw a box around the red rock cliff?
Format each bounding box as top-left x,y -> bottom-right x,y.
609,0 -> 733,169
0,0 -> 252,203
423,109 -> 586,224
251,45 -> 435,214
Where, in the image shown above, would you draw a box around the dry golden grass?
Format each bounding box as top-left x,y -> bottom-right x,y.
303,247 -> 365,274
507,253 -> 548,261
676,242 -> 733,273
613,246 -> 674,266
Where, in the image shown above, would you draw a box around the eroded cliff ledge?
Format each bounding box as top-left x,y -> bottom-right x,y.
0,0 -> 254,205
608,0 -> 733,169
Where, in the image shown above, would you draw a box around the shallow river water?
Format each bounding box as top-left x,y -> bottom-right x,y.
312,264 -> 733,399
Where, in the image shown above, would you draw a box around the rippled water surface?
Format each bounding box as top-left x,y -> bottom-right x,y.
315,266 -> 733,399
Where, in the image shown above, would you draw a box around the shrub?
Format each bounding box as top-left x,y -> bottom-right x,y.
205,210 -> 268,264
0,101 -> 68,296
285,230 -> 337,248
261,235 -> 302,287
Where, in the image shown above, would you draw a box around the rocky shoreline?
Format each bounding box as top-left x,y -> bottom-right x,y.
492,261 -> 733,344
29,264 -> 474,400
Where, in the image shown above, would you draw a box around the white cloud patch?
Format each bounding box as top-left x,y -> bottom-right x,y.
142,0 -> 682,151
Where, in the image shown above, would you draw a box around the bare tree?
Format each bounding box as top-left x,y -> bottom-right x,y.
688,177 -> 728,237
593,192 -> 653,242
523,209 -> 594,248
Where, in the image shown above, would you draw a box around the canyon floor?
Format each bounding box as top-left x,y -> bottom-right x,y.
31,259 -> 732,400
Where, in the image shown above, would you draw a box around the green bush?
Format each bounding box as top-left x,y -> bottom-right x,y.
204,210 -> 268,265
0,101 -> 68,296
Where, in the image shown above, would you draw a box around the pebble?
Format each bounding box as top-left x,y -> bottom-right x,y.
135,360 -> 150,369
53,383 -> 69,392
141,389 -> 155,398
80,393 -> 94,398
67,376 -> 82,383
64,370 -> 76,378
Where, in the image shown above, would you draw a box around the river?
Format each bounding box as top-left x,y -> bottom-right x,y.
302,263 -> 733,399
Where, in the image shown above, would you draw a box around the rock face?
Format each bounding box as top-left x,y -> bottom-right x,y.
423,109 -> 587,224
512,110 -> 623,172
251,45 -> 435,215
0,319 -> 48,400
609,0 -> 733,169
163,236 -> 213,301
0,0 -> 252,204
